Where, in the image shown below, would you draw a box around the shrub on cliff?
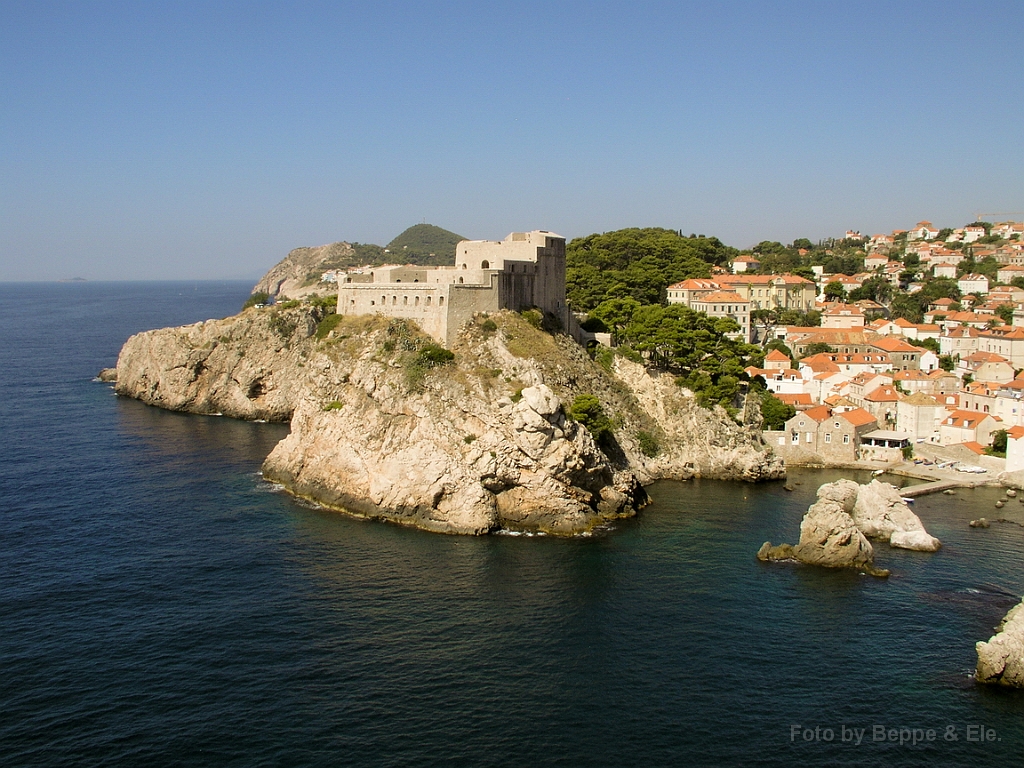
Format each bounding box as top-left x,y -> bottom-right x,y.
568,394 -> 614,449
244,292 -> 270,310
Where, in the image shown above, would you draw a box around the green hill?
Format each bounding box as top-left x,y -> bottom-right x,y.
385,223 -> 466,266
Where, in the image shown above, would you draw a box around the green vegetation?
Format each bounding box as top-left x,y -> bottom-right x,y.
268,311 -> 298,339
315,313 -> 344,340
244,291 -> 270,310
987,429 -> 1008,457
404,342 -> 455,391
520,308 -> 544,328
385,223 -> 466,266
593,345 -> 616,372
566,228 -> 734,310
636,430 -> 661,458
323,401 -> 344,411
760,390 -> 796,430
567,394 -> 615,449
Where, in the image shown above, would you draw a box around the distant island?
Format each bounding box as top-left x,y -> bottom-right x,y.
58,277 -> 87,283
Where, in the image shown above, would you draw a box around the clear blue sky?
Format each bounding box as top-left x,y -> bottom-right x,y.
2,0 -> 1022,281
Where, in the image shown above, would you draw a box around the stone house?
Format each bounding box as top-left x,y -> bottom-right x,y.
958,273 -> 990,296
689,291 -> 753,342
896,392 -> 944,444
769,406 -> 878,465
1005,426 -> 1024,473
939,410 -> 1002,447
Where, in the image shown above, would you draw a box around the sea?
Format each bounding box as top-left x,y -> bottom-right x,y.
1,280 -> 1023,767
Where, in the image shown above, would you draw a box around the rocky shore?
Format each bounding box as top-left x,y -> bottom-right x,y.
976,598 -> 1024,688
111,305 -> 783,534
758,479 -> 941,575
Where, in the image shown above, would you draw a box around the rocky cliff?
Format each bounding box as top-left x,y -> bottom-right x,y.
113,306 -> 783,534
253,241 -> 362,300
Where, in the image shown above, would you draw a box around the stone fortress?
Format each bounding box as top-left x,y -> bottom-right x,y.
335,230 -> 568,346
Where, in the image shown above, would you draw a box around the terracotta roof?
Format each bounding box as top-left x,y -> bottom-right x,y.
871,337 -> 921,353
801,405 -> 833,422
694,291 -> 748,303
961,441 -> 986,455
944,409 -> 998,428
776,393 -> 813,407
840,408 -> 877,427
765,349 -> 791,362
667,279 -> 720,290
1006,426 -> 1024,440
865,385 -> 900,402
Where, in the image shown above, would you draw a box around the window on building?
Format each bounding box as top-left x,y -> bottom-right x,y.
426,296 -> 432,306
481,260 -> 489,269
439,296 -> 445,306
843,434 -> 850,444
806,432 -> 813,443
458,277 -> 464,284
414,296 -> 420,306
825,433 -> 832,443
403,296 -> 408,305
392,296 -> 397,305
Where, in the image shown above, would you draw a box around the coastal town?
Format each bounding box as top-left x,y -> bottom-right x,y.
658,219 -> 1024,471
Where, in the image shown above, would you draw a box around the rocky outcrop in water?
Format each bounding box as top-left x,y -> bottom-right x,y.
758,478 -> 941,574
758,479 -> 879,572
976,598 -> 1024,687
852,480 -> 941,552
111,306 -> 782,535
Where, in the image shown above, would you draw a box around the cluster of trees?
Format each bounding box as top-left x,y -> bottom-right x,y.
586,298 -> 763,410
566,228 -> 735,310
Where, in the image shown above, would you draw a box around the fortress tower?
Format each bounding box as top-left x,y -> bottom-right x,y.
335,231 -> 567,346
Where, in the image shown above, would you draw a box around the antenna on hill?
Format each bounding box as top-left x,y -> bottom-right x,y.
975,212 -> 1024,221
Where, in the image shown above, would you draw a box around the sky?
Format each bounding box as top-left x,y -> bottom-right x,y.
2,0 -> 1022,281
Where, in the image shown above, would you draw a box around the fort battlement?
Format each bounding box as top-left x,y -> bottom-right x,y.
336,231 -> 567,346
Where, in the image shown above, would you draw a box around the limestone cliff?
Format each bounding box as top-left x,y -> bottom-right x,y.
253,241 -> 361,300
113,306 -> 783,534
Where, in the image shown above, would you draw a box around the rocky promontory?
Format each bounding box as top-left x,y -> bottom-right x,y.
758,478 -> 941,574
976,598 -> 1024,687
112,305 -> 783,534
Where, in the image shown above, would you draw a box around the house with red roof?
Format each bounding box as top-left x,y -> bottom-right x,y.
939,410 -> 1002,447
731,255 -> 761,273
768,406 -> 879,465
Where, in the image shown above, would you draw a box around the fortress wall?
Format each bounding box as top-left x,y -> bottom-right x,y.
337,284 -> 451,343
446,278 -> 501,345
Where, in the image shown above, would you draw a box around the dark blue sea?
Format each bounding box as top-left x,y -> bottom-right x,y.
1,281 -> 1023,766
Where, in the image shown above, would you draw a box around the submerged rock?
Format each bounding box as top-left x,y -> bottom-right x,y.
976,598 -> 1024,688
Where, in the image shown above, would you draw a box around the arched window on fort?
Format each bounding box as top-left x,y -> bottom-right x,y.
414,279 -> 419,283
481,260 -> 489,269
403,296 -> 408,305
458,277 -> 464,284
426,296 -> 432,306
381,296 -> 386,305
439,296 -> 445,306
461,264 -> 467,269
392,296 -> 397,305
414,296 -> 420,306
370,300 -> 375,306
